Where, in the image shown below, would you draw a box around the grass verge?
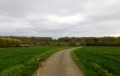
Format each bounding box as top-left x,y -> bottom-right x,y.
0,46 -> 72,76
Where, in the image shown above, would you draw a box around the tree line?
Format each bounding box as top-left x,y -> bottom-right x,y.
0,36 -> 120,47
58,37 -> 120,46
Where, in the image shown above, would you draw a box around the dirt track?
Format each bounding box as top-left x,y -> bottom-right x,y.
33,48 -> 84,76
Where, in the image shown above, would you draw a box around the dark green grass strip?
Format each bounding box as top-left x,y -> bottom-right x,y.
71,46 -> 120,76
0,46 -> 55,72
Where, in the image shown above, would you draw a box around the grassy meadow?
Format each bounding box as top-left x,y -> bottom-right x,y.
0,46 -> 72,76
71,46 -> 120,76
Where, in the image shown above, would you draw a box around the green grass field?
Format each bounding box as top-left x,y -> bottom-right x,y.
0,46 -> 72,76
71,46 -> 120,76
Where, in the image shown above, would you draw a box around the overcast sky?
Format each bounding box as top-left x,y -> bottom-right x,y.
0,0 -> 120,38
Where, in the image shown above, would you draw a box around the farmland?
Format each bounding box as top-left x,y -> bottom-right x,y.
0,46 -> 72,76
71,46 -> 120,76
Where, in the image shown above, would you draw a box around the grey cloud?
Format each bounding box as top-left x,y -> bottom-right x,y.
0,0 -> 120,38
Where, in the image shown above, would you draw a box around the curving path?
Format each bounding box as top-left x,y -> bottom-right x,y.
33,48 -> 84,76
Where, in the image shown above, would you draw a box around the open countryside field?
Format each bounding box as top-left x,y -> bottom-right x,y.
0,46 -> 72,76
71,46 -> 120,76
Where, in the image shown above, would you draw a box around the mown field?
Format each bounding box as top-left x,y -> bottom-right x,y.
0,46 -> 72,76
71,46 -> 120,76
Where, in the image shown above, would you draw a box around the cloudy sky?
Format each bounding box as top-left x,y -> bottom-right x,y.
0,0 -> 120,38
